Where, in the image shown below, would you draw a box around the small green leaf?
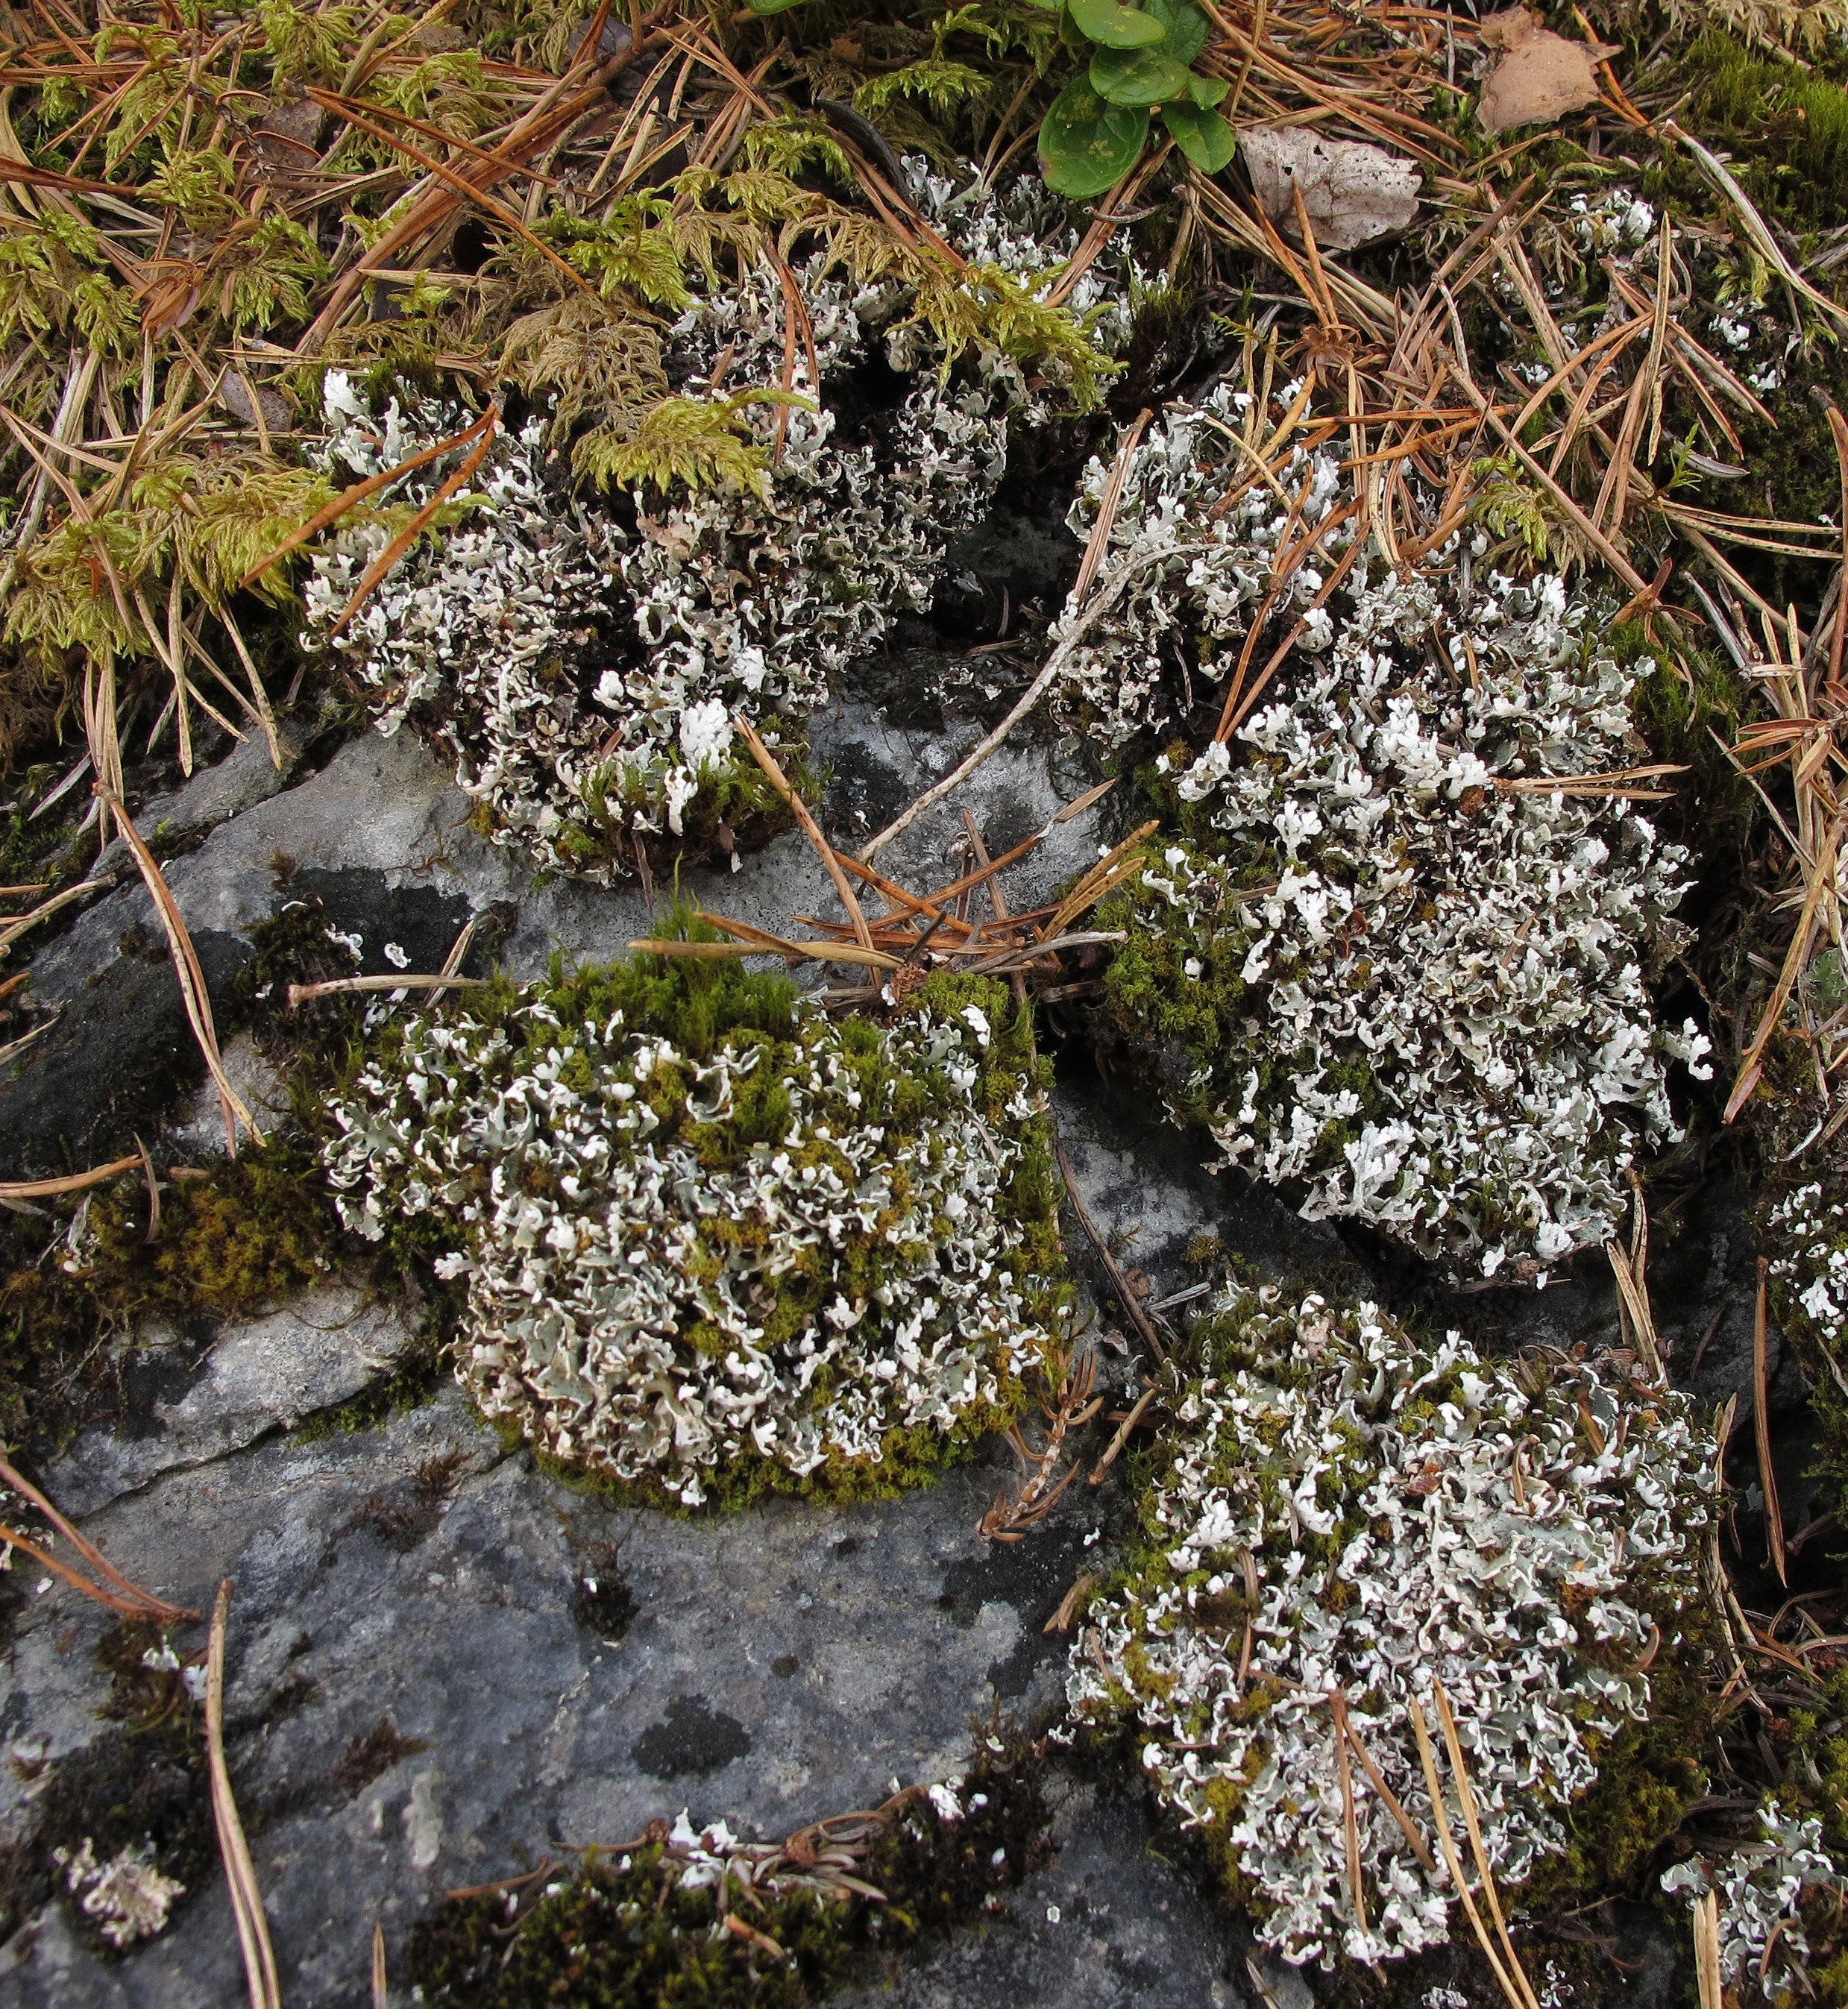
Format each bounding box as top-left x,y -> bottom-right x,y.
1187,71 -> 1230,106
745,0 -> 811,13
1090,44 -> 1193,104
1040,77 -> 1150,197
1162,100 -> 1236,172
1068,0 -> 1167,48
1143,0 -> 1210,65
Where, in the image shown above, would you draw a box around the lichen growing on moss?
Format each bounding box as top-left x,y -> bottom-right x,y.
1073,386 -> 1710,1275
1060,1281 -> 1716,1969
322,940 -> 1063,1506
1662,1802 -> 1840,2002
403,1737 -> 1052,2008
302,163 -> 1132,881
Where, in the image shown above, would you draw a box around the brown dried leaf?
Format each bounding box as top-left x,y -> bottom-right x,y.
1237,127 -> 1421,254
1477,7 -> 1618,134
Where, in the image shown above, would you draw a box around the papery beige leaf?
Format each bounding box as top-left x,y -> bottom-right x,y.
1477,7 -> 1618,134
1237,127 -> 1421,254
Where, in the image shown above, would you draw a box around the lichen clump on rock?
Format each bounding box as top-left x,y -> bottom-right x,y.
1662,1802 -> 1839,2001
1074,386 -> 1709,1274
324,949 -> 1060,1505
303,166 -> 1128,879
1062,1283 -> 1715,1968
51,1838 -> 183,1950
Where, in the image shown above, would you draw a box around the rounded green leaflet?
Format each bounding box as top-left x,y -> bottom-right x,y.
1187,72 -> 1230,107
1162,100 -> 1236,172
1067,0 -> 1167,48
745,0 -> 812,13
1040,76 -> 1151,197
1141,0 -> 1211,65
1090,44 -> 1195,104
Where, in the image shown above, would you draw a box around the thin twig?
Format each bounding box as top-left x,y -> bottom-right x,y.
1755,1258 -> 1787,1586
208,1580 -> 283,2009
1055,1142 -> 1169,1373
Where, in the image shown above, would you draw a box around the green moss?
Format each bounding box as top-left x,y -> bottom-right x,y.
0,1133 -> 348,1453
1653,31 -> 1848,234
403,1733 -> 1052,2008
1512,1638 -> 1717,1914
330,922 -> 1067,1506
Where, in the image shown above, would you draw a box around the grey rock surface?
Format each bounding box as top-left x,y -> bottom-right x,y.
0,1388 -> 1181,2007
45,1285 -> 418,1518
829,1774 -> 1241,2009
0,711 -> 1762,2009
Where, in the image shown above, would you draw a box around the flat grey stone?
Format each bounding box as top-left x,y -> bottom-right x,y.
44,1285 -> 417,1517
0,1390 -> 1162,2007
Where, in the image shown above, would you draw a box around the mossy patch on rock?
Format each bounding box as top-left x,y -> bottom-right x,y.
1061,1280 -> 1718,1969
0,1133 -> 347,1453
323,929 -> 1066,1506
403,1735 -> 1052,2009
0,1619 -> 209,1953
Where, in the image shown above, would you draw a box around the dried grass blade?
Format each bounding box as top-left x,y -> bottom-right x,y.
1665,121 -> 1848,339
0,875 -> 110,952
0,1151 -> 140,1199
730,714 -> 876,952
1726,807 -> 1844,1121
1330,1686 -> 1371,1946
237,404 -> 497,589
331,414 -> 500,635
1407,1694 -> 1527,2009
1605,1240 -> 1664,1381
286,973 -> 491,1007
1432,1681 -> 1540,2009
371,1922 -> 387,2009
1755,1257 -> 1788,1585
207,1581 -> 283,2009
1693,1887 -> 1723,2009
101,792 -> 259,1152
1056,1139 -> 1169,1373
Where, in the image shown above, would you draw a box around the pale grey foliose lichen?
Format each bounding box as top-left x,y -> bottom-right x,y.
1662,1802 -> 1838,2001
53,1838 -> 184,1948
1072,384 -> 1710,1274
1768,1176 -> 1848,1362
1062,1283 -> 1715,1968
301,167 -> 1128,878
321,973 -> 1055,1505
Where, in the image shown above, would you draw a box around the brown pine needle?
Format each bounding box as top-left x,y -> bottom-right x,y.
1432,1681 -> 1540,2009
1755,1257 -> 1788,1585
99,790 -> 260,1153
1408,1694 -> 1530,2009
731,713 -> 876,955
208,1581 -> 283,2009
330,414 -> 501,635
237,403 -> 498,590
0,1151 -> 141,1199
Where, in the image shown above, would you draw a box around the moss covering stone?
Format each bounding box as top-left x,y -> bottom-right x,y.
403,1735 -> 1052,2009
322,928 -> 1066,1506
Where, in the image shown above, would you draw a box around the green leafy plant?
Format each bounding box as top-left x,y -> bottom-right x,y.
1035,0 -> 1233,198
